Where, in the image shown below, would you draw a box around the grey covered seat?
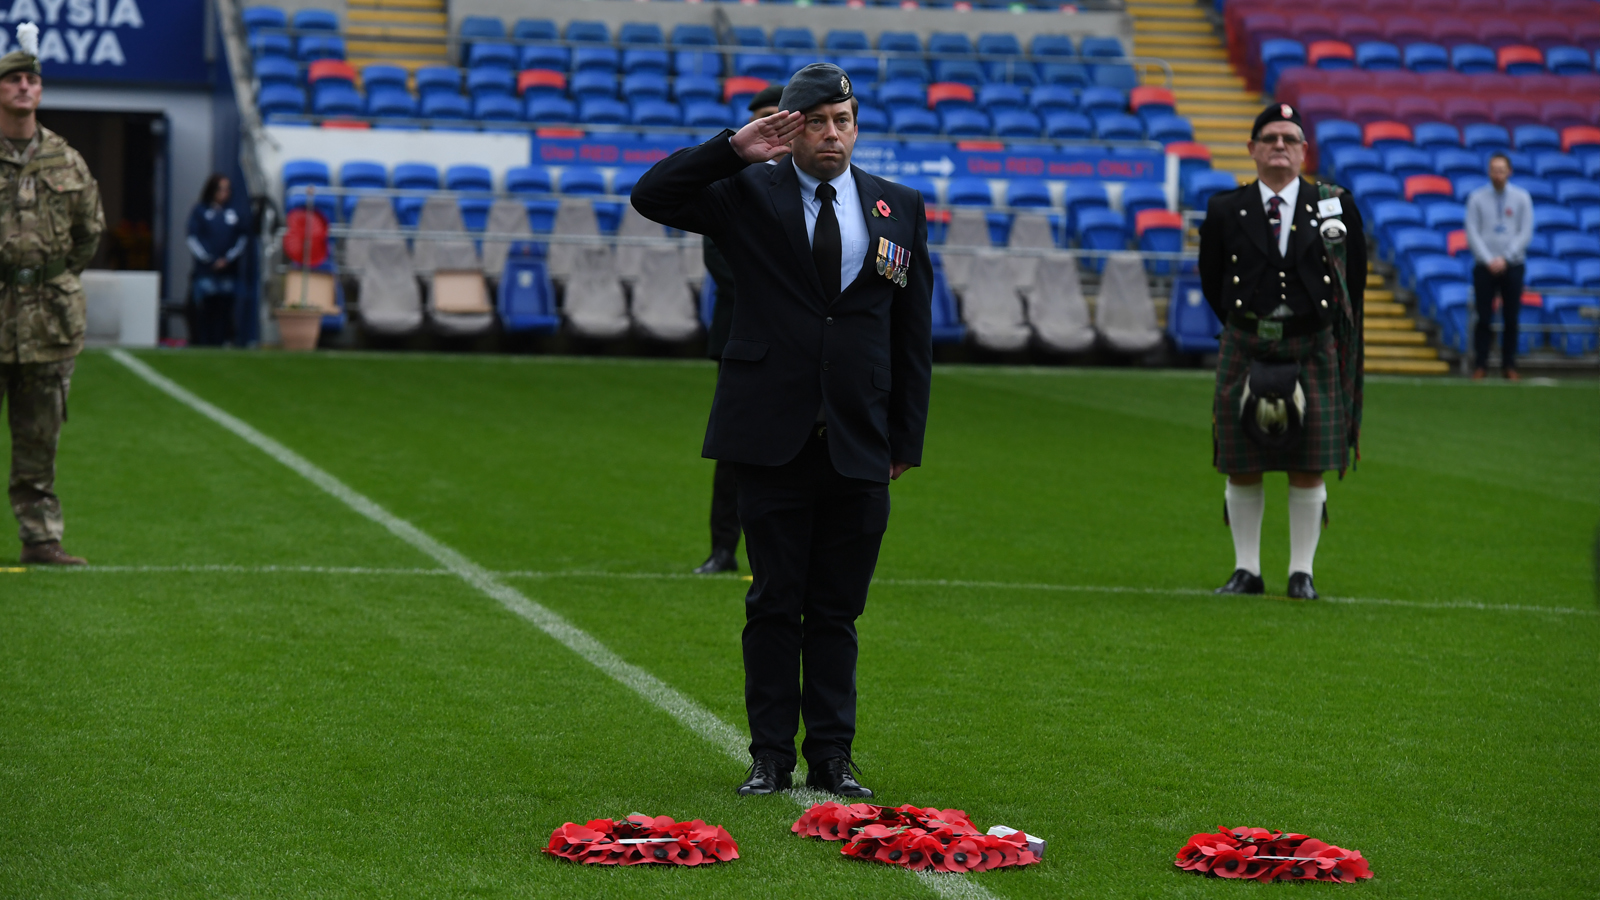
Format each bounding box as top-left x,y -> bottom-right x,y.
1007,212 -> 1055,293
480,197 -> 533,283
1026,253 -> 1094,353
681,232 -> 705,292
344,195 -> 399,273
563,244 -> 630,338
547,198 -> 600,282
960,252 -> 1031,351
1094,251 -> 1163,352
631,244 -> 700,341
939,208 -> 990,293
615,204 -> 667,283
358,240 -> 423,336
412,196 -> 479,274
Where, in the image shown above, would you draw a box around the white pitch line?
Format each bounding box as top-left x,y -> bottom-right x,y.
108,350 -> 998,900
35,564 -> 1598,618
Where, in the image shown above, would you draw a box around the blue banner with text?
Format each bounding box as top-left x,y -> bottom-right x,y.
1,0 -> 210,85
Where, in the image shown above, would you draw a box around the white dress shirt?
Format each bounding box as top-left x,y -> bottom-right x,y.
795,163 -> 869,293
1257,178 -> 1300,259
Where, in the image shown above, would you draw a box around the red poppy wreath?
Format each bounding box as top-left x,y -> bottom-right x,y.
1175,827 -> 1373,883
793,802 -> 1041,873
544,814 -> 739,866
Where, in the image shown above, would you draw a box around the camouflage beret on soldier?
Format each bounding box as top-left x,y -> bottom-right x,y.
0,22 -> 42,81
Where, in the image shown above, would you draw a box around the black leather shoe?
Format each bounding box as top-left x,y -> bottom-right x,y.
1214,568 -> 1264,595
806,757 -> 873,798
693,548 -> 739,575
736,755 -> 792,796
1286,572 -> 1319,600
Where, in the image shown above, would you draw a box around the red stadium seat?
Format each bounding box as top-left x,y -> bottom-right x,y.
322,120 -> 370,129
1346,93 -> 1392,124
721,76 -> 769,105
1405,174 -> 1453,202
1129,86 -> 1176,112
1477,18 -> 1524,49
517,69 -> 566,95
1383,16 -> 1430,46
307,59 -> 357,85
1496,45 -> 1544,75
1522,19 -> 1569,51
955,139 -> 1004,152
535,126 -> 584,138
1335,14 -> 1382,45
1308,40 -> 1355,69
926,82 -> 976,110
1447,229 -> 1469,257
1291,13 -> 1338,43
1166,141 -> 1212,162
1364,120 -> 1413,147
1394,96 -> 1442,127
1443,97 -> 1492,128
1491,98 -> 1541,129
1134,208 -> 1184,237
1563,126 -> 1600,153
1542,100 -> 1590,131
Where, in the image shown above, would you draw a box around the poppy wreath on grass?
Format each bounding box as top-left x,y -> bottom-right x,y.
793,802 -> 1039,873
1175,827 -> 1373,883
544,814 -> 739,866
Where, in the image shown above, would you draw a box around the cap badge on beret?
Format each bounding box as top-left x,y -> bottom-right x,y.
841,75 -> 851,96
1280,104 -> 1293,118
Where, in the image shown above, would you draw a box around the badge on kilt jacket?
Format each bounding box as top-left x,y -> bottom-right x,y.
876,237 -> 909,287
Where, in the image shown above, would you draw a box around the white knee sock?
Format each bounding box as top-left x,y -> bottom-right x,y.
1287,484 -> 1327,577
1225,481 -> 1265,576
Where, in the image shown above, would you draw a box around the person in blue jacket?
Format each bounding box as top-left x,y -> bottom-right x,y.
186,174 -> 247,346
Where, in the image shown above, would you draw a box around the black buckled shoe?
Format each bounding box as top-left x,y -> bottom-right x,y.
1286,572 -> 1319,600
1214,568 -> 1265,595
736,755 -> 792,796
693,548 -> 739,575
806,757 -> 873,798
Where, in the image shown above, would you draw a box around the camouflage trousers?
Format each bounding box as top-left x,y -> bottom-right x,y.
2,358 -> 74,545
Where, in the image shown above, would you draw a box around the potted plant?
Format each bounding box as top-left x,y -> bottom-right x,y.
276,185 -> 332,351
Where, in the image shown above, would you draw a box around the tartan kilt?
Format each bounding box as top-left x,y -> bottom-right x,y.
1213,323 -> 1347,475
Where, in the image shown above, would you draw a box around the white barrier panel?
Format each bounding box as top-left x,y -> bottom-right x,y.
83,270 -> 160,348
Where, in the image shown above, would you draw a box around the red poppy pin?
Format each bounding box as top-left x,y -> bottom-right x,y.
873,199 -> 894,219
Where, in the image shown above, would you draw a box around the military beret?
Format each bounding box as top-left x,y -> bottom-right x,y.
0,51 -> 40,80
747,84 -> 784,112
1251,102 -> 1303,141
779,62 -> 853,114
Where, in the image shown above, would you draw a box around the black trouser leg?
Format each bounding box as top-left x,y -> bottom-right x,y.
710,459 -> 741,553
1473,263 -> 1497,371
735,434 -> 888,769
196,293 -> 233,346
1500,263 -> 1523,371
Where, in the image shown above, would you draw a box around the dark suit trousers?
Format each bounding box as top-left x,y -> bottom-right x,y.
1473,262 -> 1524,371
735,428 -> 889,769
710,459 -> 741,552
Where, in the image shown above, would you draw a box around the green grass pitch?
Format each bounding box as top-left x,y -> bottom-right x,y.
1,350 -> 1596,898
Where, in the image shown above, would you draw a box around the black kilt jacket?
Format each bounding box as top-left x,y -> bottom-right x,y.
1197,176 -> 1365,325
632,133 -> 933,484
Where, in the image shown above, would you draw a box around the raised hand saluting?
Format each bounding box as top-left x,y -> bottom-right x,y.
730,110 -> 804,164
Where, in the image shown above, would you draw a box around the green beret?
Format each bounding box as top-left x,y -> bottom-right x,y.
779,63 -> 853,114
747,84 -> 784,112
0,49 -> 40,80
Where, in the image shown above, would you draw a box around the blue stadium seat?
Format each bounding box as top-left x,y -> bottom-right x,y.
1030,34 -> 1074,58
291,8 -> 338,30
1091,64 -> 1139,90
1516,126 -> 1561,152
934,59 -> 985,87
1076,207 -> 1127,269
674,50 -> 721,77
572,71 -> 617,100
879,81 -> 925,111
573,46 -> 620,74
415,67 -> 459,97
366,87 -> 415,118
994,110 -> 1043,138
891,107 -> 940,135
513,19 -> 556,41
1425,202 -> 1466,232
1514,176 -> 1556,205
1392,227 -> 1447,283
523,199 -> 559,232
461,190 -> 493,231
1451,44 -> 1497,74
1079,36 -> 1124,59
296,35 -> 345,62
947,177 -> 994,207
1384,147 -> 1433,181
1553,232 -> 1600,261
498,244 -> 560,333
735,53 -> 787,81
855,105 -> 888,134
1331,146 -> 1383,182
467,68 -> 514,99
254,57 -> 299,88
1006,179 -> 1052,208
941,109 -> 991,136
1079,87 -> 1125,116
420,92 -> 468,119
525,96 -> 575,124
825,29 -> 869,51
1583,207 -> 1600,235
474,95 -> 520,122
897,176 -> 939,210
1355,41 -> 1400,70
928,257 -> 966,344
684,101 -> 733,128
773,27 -> 816,49
1145,115 -> 1193,144
444,165 -> 492,194
1039,62 -> 1090,87
632,100 -> 682,126
392,163 -> 439,225
621,73 -> 667,103
242,6 -> 286,31
1546,293 -> 1599,355
250,32 -> 292,59
673,75 -> 720,105
1545,46 -> 1592,75
468,42 -> 516,70
929,32 -> 972,55
1557,179 -> 1600,211
311,83 -> 362,117
1525,258 -> 1574,287
1121,182 -> 1168,231
1315,119 -> 1363,155
619,22 -> 663,45
1431,280 -> 1472,330
459,16 -> 504,39
1137,210 -> 1184,275
1351,172 -> 1402,214
1167,277 -> 1221,353
1093,112 -> 1144,141
1413,122 -> 1461,150
1045,112 -> 1092,140
834,55 -> 882,87
565,20 -> 610,43
1029,85 -> 1078,115
1065,180 -> 1109,221
1533,153 -> 1583,180
1262,39 -> 1305,92
1434,148 -> 1482,179
361,65 -> 406,93
578,98 -> 628,125
559,167 -> 607,195
1369,200 -> 1423,256
520,44 -> 569,71
1404,42 -> 1450,73
1412,255 -> 1468,316
1453,174 -> 1490,203
623,48 -> 669,76
1185,170 -> 1239,212
1535,205 -> 1579,235
506,166 -> 552,194
1462,123 -> 1510,151
1578,259 -> 1600,286
879,31 -> 921,53
729,26 -> 767,47
978,83 -> 1027,112
283,160 -> 330,193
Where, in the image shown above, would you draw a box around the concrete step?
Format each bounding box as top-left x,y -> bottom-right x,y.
347,56 -> 452,71
1365,329 -> 1427,345
1167,60 -> 1237,74
1165,74 -> 1248,89
1366,316 -> 1417,330
1366,273 -> 1384,287
1367,300 -> 1405,316
346,24 -> 446,39
343,40 -> 450,59
347,8 -> 444,23
1367,288 -> 1395,302
348,0 -> 443,8
1173,88 -> 1258,102
1365,358 -> 1451,374
1135,43 -> 1227,59
1130,7 -> 1209,19
1180,100 -> 1265,116
1128,0 -> 1205,7
1134,19 -> 1214,32
1366,344 -> 1442,360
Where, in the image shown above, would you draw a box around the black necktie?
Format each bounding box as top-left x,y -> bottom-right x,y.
1267,195 -> 1284,256
812,182 -> 841,299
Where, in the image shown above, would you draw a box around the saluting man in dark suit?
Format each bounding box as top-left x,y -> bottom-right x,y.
633,63 -> 932,798
1198,103 -> 1366,601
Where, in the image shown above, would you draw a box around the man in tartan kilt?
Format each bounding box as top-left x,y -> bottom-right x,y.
1198,103 -> 1366,600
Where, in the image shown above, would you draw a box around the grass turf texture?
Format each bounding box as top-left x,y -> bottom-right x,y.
0,350 -> 1594,898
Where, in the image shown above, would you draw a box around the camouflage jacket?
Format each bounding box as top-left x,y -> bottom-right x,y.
0,126 -> 105,364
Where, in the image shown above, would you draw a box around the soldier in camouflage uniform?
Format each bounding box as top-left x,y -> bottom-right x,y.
0,26 -> 105,565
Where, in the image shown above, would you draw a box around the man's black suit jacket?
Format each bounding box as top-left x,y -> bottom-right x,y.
632,132 -> 933,484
